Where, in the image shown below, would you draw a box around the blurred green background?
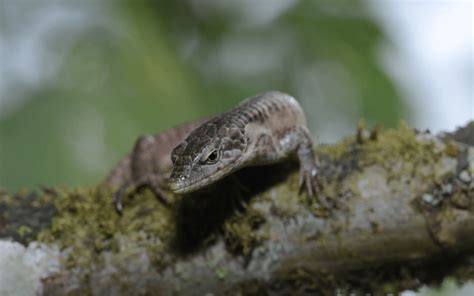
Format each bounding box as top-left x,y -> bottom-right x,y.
0,0 -> 407,191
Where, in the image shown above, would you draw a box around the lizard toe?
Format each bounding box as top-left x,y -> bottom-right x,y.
113,189 -> 125,215
299,166 -> 320,197
112,180 -> 135,215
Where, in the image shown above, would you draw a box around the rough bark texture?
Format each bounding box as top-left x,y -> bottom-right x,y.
0,122 -> 473,295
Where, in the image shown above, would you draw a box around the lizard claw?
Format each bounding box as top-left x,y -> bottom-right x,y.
299,167 -> 331,211
113,182 -> 131,215
299,166 -> 333,211
299,165 -> 320,197
113,179 -> 170,215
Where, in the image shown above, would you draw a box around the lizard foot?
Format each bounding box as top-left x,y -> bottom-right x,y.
299,164 -> 328,208
299,165 -> 320,196
113,180 -> 170,215
113,181 -> 131,215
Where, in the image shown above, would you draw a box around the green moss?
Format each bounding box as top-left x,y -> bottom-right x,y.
0,191 -> 14,204
346,123 -> 464,223
17,225 -> 33,237
317,137 -> 353,161
37,186 -> 172,271
0,191 -> 57,243
444,141 -> 459,157
360,122 -> 433,168
34,176 -> 272,269
311,121 -> 459,219
222,204 -> 267,257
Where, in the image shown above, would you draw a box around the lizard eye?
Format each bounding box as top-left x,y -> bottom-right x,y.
203,149 -> 219,164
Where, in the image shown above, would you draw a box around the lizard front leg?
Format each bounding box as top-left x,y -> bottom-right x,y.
113,135 -> 170,213
113,180 -> 132,213
134,175 -> 170,206
296,126 -> 320,197
113,174 -> 169,214
251,126 -> 321,197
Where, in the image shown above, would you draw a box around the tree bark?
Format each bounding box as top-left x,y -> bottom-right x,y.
0,122 -> 473,295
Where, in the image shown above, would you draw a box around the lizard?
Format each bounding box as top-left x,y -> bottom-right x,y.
105,118 -> 209,213
106,91 -> 320,213
168,91 -> 320,198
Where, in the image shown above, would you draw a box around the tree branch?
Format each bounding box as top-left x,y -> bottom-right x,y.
1,122 -> 473,295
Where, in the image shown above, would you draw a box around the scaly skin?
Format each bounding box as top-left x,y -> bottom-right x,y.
169,91 -> 320,197
105,118 -> 208,213
107,91 -> 320,213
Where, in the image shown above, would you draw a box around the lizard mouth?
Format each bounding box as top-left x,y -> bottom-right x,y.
169,174 -> 219,194
169,178 -> 208,194
169,157 -> 243,194
169,166 -> 236,194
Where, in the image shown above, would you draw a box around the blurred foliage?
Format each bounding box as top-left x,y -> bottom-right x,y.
0,0 -> 406,191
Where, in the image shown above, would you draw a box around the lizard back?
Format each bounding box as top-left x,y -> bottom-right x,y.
169,91 -> 313,193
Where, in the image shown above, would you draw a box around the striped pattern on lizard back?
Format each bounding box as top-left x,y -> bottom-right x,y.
169,91 -> 319,196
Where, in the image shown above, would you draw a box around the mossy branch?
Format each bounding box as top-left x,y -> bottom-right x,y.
1,122 -> 473,295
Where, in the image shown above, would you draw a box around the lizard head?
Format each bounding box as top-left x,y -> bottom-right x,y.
169,119 -> 246,194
